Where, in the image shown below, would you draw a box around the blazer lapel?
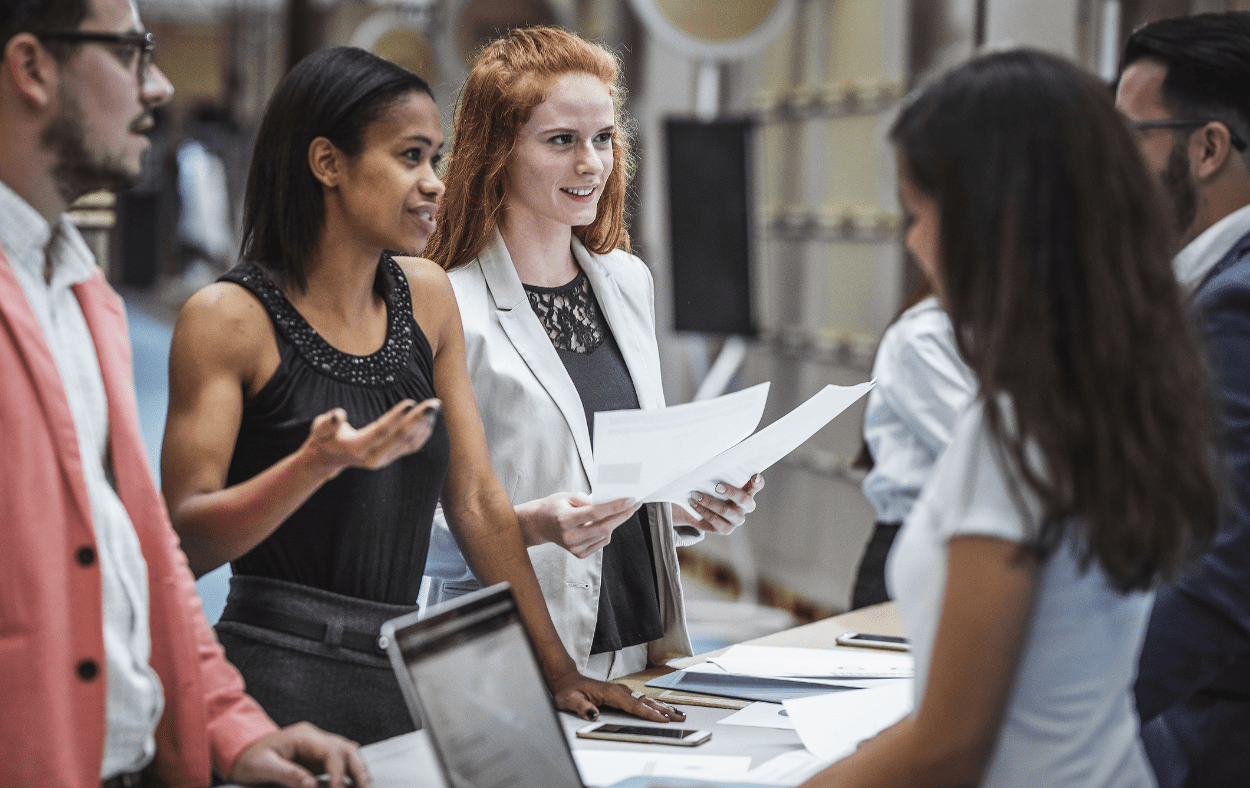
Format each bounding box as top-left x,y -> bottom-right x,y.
576,241 -> 663,411
0,248 -> 96,531
1195,227 -> 1250,298
479,231 -> 597,481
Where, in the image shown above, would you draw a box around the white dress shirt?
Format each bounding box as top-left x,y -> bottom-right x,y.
861,296 -> 977,523
0,181 -> 163,779
1174,202 -> 1250,297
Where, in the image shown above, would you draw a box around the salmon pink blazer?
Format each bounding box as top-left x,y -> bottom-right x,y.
0,248 -> 274,788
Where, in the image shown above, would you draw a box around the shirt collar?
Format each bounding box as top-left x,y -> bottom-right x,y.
0,178 -> 100,290
1174,202 -> 1250,297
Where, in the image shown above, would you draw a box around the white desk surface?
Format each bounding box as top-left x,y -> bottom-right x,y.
230,603 -> 903,787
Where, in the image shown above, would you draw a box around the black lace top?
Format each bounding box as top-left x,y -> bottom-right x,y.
525,270 -> 606,354
220,256 -> 450,604
524,270 -> 664,654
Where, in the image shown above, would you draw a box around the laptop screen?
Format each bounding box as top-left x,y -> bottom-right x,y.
383,584 -> 584,788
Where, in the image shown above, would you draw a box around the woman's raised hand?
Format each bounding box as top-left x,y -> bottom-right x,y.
515,493 -> 637,558
675,473 -> 766,535
304,398 -> 441,478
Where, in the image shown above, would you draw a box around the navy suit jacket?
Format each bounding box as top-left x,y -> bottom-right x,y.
1135,225 -> 1250,776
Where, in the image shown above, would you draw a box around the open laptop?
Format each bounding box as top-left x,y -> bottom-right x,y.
381,583 -> 786,788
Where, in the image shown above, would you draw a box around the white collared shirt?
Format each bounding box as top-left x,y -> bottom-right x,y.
861,296 -> 978,523
0,181 -> 163,779
1174,202 -> 1250,297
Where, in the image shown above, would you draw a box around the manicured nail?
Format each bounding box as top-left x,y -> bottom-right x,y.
715,483 -> 727,495
401,400 -> 416,413
690,491 -> 703,503
586,709 -> 598,721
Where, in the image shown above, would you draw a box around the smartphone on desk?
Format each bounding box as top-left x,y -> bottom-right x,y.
576,722 -> 712,747
835,632 -> 911,652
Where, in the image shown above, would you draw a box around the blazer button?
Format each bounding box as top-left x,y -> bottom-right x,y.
77,659 -> 99,681
76,546 -> 96,566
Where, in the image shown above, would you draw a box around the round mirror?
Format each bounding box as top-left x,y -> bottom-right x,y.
626,0 -> 797,61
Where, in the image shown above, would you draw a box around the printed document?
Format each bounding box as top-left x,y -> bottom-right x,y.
593,381 -> 874,513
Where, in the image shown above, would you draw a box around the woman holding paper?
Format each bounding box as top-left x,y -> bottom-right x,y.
420,27 -> 763,680
800,50 -> 1217,787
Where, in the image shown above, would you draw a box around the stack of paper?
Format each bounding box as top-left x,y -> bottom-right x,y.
708,644 -> 913,682
592,381 -> 874,515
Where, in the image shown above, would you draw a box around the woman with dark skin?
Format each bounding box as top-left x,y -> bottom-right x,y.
159,47 -> 671,746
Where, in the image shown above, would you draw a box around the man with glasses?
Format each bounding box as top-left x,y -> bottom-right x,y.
1116,12 -> 1250,788
0,1 -> 367,787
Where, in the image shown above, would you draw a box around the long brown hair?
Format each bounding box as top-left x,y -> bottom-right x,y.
424,26 -> 633,270
891,49 -> 1218,591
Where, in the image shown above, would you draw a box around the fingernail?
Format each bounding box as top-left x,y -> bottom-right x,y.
690,491 -> 703,503
587,709 -> 599,721
402,400 -> 416,413
715,483 -> 727,495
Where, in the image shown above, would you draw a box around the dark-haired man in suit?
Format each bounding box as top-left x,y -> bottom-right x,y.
1117,11 -> 1250,788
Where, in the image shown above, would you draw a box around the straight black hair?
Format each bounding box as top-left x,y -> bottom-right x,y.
1121,12 -> 1250,160
891,49 -> 1218,592
239,46 -> 433,293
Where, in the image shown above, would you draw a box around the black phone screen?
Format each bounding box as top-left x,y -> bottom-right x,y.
594,724 -> 698,739
849,633 -> 908,644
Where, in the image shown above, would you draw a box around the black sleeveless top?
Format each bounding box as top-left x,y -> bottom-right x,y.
221,255 -> 450,604
525,270 -> 664,654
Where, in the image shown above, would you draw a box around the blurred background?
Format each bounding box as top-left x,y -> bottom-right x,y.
87,0 -> 1250,644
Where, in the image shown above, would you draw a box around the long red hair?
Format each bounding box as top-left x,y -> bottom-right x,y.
425,26 -> 633,270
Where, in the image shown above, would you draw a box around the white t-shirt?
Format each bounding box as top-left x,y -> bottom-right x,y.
887,401 -> 1156,788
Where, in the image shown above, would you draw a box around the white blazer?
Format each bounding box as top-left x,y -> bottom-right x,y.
423,230 -> 698,670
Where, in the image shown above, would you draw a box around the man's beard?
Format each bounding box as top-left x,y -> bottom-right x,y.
1160,137 -> 1198,238
40,86 -> 141,204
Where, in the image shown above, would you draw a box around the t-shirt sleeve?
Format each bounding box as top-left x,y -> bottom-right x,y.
926,401 -> 1042,545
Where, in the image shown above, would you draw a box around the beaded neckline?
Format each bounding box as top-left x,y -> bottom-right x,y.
224,254 -> 417,387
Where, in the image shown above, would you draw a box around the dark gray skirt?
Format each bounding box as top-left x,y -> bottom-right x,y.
216,574 -> 420,745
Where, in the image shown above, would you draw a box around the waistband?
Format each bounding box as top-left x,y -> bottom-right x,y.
218,575 -> 418,657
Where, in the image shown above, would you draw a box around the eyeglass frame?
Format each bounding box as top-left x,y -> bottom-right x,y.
1130,118 -> 1249,152
31,30 -> 155,84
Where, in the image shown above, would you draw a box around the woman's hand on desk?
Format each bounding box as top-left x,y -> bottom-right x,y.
676,474 -> 765,535
516,493 -> 637,558
548,669 -> 686,724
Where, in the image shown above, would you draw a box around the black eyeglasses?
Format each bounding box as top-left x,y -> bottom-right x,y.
1130,118 -> 1248,152
33,30 -> 155,83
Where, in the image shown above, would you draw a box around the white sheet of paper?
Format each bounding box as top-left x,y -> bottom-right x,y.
593,381 -> 874,515
572,750 -> 751,787
644,382 -> 874,513
684,659 -> 903,690
708,644 -> 914,680
718,701 -> 796,730
360,730 -> 448,788
743,750 -> 833,785
783,682 -> 914,763
592,382 -> 770,505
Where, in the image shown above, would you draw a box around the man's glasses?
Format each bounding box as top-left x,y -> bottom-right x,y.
1131,118 -> 1248,152
33,30 -> 155,84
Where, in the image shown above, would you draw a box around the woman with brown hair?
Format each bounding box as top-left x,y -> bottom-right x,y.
159,46 -> 669,746
799,49 -> 1218,787
421,27 -> 763,680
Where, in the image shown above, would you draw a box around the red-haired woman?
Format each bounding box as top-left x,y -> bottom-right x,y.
421,27 -> 763,680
